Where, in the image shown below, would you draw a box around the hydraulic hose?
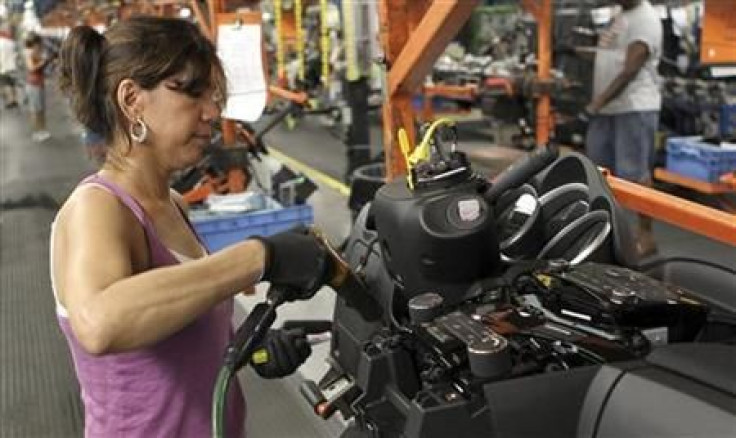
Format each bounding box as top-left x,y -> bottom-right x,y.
212,367 -> 233,438
212,293 -> 283,437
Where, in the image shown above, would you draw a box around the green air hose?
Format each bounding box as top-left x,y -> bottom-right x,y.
212,294 -> 283,437
212,367 -> 233,438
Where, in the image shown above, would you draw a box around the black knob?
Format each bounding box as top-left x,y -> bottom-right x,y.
408,293 -> 444,324
467,335 -> 511,379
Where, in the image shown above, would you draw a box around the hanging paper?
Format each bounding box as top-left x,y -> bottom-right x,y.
217,24 -> 267,122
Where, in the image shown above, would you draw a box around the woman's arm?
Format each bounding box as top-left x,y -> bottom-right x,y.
56,187 -> 266,355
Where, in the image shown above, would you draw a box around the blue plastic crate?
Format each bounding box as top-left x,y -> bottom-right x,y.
721,104 -> 736,137
191,204 -> 314,252
666,136 -> 736,183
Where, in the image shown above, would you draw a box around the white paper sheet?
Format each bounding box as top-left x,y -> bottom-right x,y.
217,24 -> 267,122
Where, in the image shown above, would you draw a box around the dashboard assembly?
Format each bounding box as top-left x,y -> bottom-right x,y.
299,129 -> 736,437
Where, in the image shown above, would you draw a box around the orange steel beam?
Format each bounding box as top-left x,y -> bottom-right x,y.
655,168 -> 735,195
423,84 -> 477,101
484,77 -> 515,96
191,0 -> 213,40
387,0 -> 479,97
606,175 -> 736,247
522,0 -> 553,145
421,84 -> 477,120
207,0 -> 219,38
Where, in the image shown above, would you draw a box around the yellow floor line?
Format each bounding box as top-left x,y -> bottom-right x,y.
267,146 -> 351,197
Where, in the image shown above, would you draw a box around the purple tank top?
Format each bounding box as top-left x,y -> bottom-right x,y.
56,174 -> 246,437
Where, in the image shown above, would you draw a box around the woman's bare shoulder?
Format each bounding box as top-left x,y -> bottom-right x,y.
56,183 -> 138,238
52,183 -> 143,304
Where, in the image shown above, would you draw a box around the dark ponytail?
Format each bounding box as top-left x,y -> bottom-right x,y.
59,26 -> 109,140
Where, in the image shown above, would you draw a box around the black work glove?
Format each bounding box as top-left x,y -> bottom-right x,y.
255,227 -> 331,299
250,329 -> 311,379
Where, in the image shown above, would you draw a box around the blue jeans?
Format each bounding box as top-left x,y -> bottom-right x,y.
585,111 -> 659,183
25,84 -> 45,113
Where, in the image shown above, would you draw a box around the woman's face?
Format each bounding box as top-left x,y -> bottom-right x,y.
138,74 -> 221,170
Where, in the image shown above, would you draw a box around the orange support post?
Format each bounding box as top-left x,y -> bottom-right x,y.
190,0 -> 213,40
380,0 -> 479,180
381,93 -> 416,179
207,0 -> 219,39
380,0 -> 422,180
522,0 -> 553,146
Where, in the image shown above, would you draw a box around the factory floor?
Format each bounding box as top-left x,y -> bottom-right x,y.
1,87 -> 734,437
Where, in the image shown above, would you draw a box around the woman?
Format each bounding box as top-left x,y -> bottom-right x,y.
54,17 -> 328,437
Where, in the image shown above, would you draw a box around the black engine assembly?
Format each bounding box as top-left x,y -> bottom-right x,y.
298,121 -> 736,438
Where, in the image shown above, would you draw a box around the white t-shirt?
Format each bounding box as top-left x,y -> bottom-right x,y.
0,36 -> 17,74
593,1 -> 663,114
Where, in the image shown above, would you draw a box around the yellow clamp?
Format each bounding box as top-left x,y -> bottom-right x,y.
398,117 -> 456,190
252,348 -> 269,365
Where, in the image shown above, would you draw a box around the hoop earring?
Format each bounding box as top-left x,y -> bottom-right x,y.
130,117 -> 148,143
